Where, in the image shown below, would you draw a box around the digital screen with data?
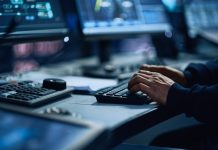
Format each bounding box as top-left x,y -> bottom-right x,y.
0,109 -> 90,150
76,0 -> 170,37
0,0 -> 67,40
185,0 -> 218,29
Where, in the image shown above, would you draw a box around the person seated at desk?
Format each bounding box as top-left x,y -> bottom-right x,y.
128,59 -> 218,149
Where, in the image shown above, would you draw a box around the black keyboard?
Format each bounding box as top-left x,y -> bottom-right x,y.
0,81 -> 72,107
95,80 -> 152,105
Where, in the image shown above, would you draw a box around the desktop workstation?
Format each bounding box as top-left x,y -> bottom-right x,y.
0,0 -> 218,150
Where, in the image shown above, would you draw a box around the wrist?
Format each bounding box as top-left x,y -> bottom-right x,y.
180,73 -> 188,86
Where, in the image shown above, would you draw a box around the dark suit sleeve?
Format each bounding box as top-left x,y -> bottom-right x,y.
184,59 -> 218,86
166,83 -> 218,123
166,59 -> 218,123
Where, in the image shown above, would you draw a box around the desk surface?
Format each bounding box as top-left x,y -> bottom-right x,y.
33,52 -> 211,146
33,95 -> 157,128
30,94 -> 175,147
8,66 -> 176,146
8,68 -> 176,147
2,52 -> 209,148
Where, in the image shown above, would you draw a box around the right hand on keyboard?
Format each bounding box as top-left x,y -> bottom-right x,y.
140,65 -> 188,86
128,70 -> 174,105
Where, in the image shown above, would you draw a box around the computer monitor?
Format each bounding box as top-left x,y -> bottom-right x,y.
0,0 -> 67,43
184,0 -> 218,38
75,0 -> 171,39
74,0 -> 173,78
0,105 -> 107,150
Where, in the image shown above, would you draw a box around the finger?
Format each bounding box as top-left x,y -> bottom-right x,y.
129,73 -> 153,88
139,70 -> 154,75
140,64 -> 165,73
142,70 -> 163,77
131,72 -> 151,80
137,72 -> 156,82
131,72 -> 140,79
140,64 -> 157,70
129,83 -> 150,94
128,74 -> 152,89
140,64 -> 151,69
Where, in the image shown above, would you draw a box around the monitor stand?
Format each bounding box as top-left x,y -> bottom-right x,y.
82,40 -> 120,79
81,40 -> 141,79
81,34 -> 180,79
81,38 -> 165,79
0,45 -> 14,73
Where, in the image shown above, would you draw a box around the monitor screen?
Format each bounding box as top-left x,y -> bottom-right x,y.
0,108 -> 102,150
184,0 -> 218,37
76,0 -> 171,38
0,0 -> 67,43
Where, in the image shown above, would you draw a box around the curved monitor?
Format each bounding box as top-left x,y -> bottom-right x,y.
0,0 -> 67,43
76,0 -> 171,39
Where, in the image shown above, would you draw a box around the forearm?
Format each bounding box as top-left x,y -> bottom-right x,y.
166,83 -> 218,124
184,59 -> 218,86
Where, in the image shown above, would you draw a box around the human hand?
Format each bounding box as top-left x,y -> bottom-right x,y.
128,70 -> 175,105
140,65 -> 188,86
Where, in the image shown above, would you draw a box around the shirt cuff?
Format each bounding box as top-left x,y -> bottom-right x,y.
183,70 -> 193,87
166,83 -> 190,113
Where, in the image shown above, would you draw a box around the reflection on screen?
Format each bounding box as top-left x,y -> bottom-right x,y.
76,0 -> 170,35
0,110 -> 88,150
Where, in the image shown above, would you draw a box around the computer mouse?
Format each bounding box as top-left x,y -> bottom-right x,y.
42,78 -> 66,91
43,107 -> 72,116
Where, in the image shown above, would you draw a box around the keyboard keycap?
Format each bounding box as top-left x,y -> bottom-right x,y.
95,80 -> 151,105
114,89 -> 129,96
0,80 -> 72,106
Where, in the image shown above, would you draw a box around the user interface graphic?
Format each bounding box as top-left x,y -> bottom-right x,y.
0,110 -> 89,150
0,0 -> 65,33
77,0 -> 168,29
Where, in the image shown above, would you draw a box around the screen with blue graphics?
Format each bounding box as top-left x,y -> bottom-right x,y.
0,0 -> 67,42
76,0 -> 171,37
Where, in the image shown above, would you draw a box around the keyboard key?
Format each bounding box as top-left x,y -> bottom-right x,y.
105,84 -> 127,96
95,80 -> 151,105
0,80 -> 72,106
38,90 -> 56,96
114,89 -> 129,96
